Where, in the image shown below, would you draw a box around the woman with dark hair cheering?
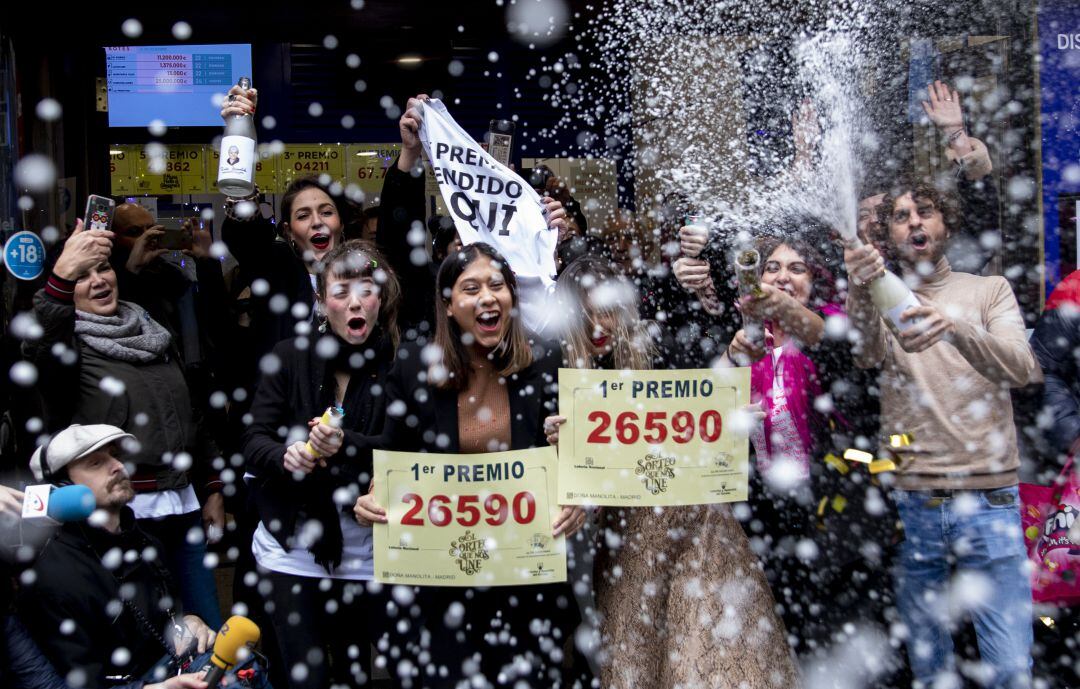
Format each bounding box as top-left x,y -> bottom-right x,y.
354,243 -> 588,688
219,86 -> 352,363
242,239 -> 403,689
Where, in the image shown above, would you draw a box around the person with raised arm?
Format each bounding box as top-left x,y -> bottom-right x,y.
844,180 -> 1039,689
242,239 -> 404,688
24,219 -> 224,628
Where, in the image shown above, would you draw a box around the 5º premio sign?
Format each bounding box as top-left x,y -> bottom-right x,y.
557,368 -> 751,507
372,447 -> 566,587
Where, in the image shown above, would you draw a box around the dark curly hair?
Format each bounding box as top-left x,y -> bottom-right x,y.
754,235 -> 839,310
875,182 -> 963,240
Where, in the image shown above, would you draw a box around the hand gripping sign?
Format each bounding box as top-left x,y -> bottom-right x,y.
557,368 -> 751,507
373,447 -> 566,587
417,99 -> 557,336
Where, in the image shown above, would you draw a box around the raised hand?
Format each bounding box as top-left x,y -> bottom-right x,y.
921,80 -> 963,133
678,223 -> 709,258
53,219 -> 114,281
543,415 -> 566,446
725,328 -> 767,367
124,227 -> 167,274
542,197 -> 568,237
398,94 -> 430,171
673,256 -> 712,291
220,84 -> 258,120
843,242 -> 886,288
552,505 -> 587,538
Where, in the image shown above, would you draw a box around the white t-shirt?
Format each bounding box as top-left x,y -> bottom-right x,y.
130,486 -> 200,520
252,516 -> 374,580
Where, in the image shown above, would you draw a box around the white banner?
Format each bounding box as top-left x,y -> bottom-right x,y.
418,99 -> 557,335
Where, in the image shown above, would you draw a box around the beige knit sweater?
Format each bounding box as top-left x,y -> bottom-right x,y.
847,258 -> 1040,490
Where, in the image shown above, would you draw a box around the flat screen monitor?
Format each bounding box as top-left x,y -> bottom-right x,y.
105,44 -> 253,127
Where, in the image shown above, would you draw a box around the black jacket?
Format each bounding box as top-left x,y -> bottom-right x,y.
1031,270 -> 1080,456
221,212 -> 315,370
242,334 -> 394,560
1,616 -> 70,689
27,290 -> 218,496
376,160 -> 434,339
377,340 -> 559,454
18,509 -> 181,689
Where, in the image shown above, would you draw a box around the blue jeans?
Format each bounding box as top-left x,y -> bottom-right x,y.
893,486 -> 1032,689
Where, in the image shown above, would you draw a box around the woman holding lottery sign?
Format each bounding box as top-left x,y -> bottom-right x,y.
353,242 -> 589,688
242,240 -> 405,689
545,256 -> 799,689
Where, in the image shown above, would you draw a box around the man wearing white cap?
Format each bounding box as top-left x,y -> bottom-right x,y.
19,424 -> 215,689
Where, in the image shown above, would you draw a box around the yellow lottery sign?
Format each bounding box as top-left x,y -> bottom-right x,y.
557,368 -> 750,506
280,144 -> 346,189
346,143 -> 400,202
109,146 -> 136,195
373,447 -> 566,587
133,145 -> 207,195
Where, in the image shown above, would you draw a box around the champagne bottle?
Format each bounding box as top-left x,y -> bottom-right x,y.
217,77 -> 256,197
306,406 -> 345,459
847,239 -> 921,331
735,248 -> 765,347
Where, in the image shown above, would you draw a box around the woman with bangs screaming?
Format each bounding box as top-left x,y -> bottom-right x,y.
242,239 -> 407,689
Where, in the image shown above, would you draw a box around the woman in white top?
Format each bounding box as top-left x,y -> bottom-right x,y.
242,239 -> 403,689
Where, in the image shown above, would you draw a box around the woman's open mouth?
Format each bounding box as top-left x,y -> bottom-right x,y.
476,310 -> 501,333
310,234 -> 331,251
91,288 -> 113,302
591,335 -> 609,349
346,316 -> 368,337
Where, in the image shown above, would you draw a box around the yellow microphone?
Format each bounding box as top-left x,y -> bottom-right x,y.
203,615 -> 260,687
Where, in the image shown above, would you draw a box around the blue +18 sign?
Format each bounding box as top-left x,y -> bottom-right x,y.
4,231 -> 46,281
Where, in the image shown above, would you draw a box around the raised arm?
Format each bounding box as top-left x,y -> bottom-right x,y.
842,243 -> 888,368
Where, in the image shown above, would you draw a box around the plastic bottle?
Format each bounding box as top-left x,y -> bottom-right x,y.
306,406 -> 345,459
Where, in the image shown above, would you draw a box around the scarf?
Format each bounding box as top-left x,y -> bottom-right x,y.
75,301 -> 172,363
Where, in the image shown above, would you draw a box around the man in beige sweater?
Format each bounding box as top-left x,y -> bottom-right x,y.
844,182 -> 1039,689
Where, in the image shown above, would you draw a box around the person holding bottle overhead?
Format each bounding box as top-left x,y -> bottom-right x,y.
543,256 -> 799,689
242,239 -> 406,689
353,243 -> 589,688
218,84 -> 352,365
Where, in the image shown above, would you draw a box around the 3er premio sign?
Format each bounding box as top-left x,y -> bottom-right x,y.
557,368 -> 750,507
372,447 -> 566,587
